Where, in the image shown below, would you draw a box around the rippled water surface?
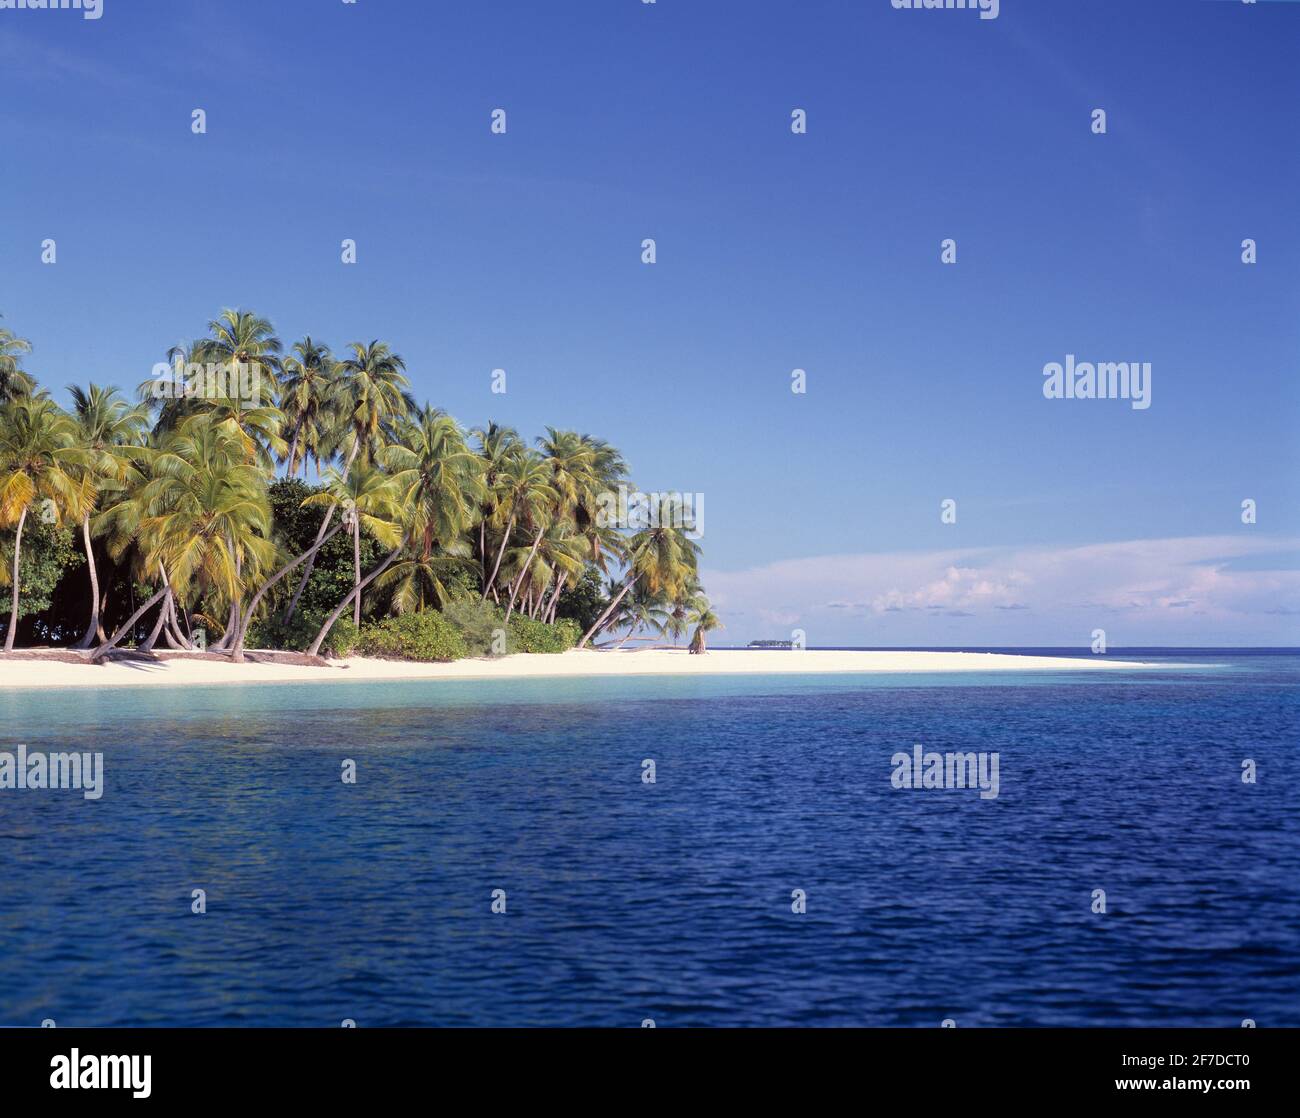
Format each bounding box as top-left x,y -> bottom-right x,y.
1,653 -> 1296,1026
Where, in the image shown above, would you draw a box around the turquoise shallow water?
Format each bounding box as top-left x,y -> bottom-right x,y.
0,652 -> 1296,1026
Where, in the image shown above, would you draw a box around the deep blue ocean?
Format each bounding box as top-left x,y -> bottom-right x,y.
1,650 -> 1296,1027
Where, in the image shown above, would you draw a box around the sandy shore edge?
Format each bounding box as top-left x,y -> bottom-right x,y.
0,648 -> 1158,690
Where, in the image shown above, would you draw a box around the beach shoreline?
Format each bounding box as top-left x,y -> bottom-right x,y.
0,647 -> 1158,690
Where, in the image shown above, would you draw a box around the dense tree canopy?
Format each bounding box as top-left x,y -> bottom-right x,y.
0,310 -> 718,660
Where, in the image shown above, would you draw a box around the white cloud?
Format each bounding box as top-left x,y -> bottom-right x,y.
701,537 -> 1300,645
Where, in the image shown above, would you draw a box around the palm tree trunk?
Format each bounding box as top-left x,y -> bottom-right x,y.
285,440 -> 359,622
543,574 -> 566,623
139,589 -> 172,652
162,605 -> 189,649
231,522 -> 344,663
164,588 -> 191,648
503,527 -> 544,625
75,514 -> 101,649
89,586 -> 169,662
352,516 -> 362,627
3,506 -> 27,652
481,513 -> 516,602
578,574 -> 638,649
307,545 -> 402,658
210,600 -> 239,650
287,425 -> 301,478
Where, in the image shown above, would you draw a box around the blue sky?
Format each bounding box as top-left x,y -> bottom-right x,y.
1,0 -> 1297,644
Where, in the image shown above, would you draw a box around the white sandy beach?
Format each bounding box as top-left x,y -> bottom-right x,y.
0,648 -> 1153,690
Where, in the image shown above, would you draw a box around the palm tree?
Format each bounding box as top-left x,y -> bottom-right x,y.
304,462 -> 404,626
279,337 -> 335,479
661,580 -> 706,647
471,421 -> 523,590
67,384 -> 149,647
305,541 -> 404,659
687,597 -> 723,654
0,397 -> 84,651
93,416 -> 274,660
283,340 -> 412,623
192,310 -> 286,472
501,429 -> 601,624
615,590 -> 669,649
0,318 -> 35,402
480,450 -> 554,606
328,340 -> 415,468
531,521 -> 585,621
379,406 -> 484,612
578,521 -> 700,649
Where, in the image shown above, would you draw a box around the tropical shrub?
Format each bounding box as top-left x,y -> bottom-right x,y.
0,522 -> 81,643
441,596 -> 504,656
508,614 -> 579,654
555,566 -> 609,633
357,609 -> 466,662
321,617 -> 359,658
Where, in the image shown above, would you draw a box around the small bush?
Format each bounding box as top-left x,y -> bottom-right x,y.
246,611 -> 358,658
554,618 -> 581,649
247,611 -> 320,653
508,614 -> 580,654
358,610 -> 467,662
322,617 -> 359,658
440,597 -> 504,657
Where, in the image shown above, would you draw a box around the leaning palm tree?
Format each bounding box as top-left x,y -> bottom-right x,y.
479,449 -> 554,605
67,384 -> 149,646
304,462 -> 404,626
500,429 -> 596,624
283,340 -> 412,623
0,397 -> 85,651
578,521 -> 701,649
0,317 -> 36,403
305,521 -> 407,660
92,416 -> 274,661
530,521 -> 585,621
615,590 -> 670,649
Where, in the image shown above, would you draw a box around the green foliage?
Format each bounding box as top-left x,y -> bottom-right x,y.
267,478 -> 324,554
246,609 -> 359,658
266,478 -> 383,621
440,596 -> 504,656
357,609 -> 467,662
246,609 -> 320,654
508,613 -> 579,654
555,565 -> 609,633
1,521 -> 81,622
321,617 -> 359,658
